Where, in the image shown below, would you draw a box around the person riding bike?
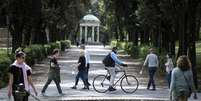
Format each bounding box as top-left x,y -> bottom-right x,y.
103,47 -> 127,91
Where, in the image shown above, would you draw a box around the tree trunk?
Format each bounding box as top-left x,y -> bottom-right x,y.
187,0 -> 199,89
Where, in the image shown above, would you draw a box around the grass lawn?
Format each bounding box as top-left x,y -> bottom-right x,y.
0,49 -> 5,54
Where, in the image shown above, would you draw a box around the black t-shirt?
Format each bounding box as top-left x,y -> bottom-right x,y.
8,65 -> 31,91
50,57 -> 59,67
78,56 -> 86,71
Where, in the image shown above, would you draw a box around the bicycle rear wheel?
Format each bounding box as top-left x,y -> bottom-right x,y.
120,75 -> 139,93
92,75 -> 110,93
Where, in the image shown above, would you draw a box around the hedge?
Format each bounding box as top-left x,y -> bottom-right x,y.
0,52 -> 11,88
60,40 -> 71,51
23,40 -> 71,66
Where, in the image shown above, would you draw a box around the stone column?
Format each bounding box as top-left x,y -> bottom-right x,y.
45,27 -> 50,43
97,26 -> 99,42
80,26 -> 82,42
92,26 -> 95,42
85,26 -> 88,42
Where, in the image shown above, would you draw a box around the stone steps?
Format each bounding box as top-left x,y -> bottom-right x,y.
0,28 -> 12,48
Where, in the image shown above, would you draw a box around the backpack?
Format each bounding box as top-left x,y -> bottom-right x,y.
102,53 -> 115,67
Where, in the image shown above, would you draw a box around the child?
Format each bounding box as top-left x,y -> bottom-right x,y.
41,49 -> 64,96
71,50 -> 89,90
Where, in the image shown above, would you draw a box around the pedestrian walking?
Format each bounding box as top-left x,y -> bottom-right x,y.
41,49 -> 64,96
8,51 -> 37,101
76,40 -> 80,47
165,54 -> 174,88
102,47 -> 127,91
103,39 -> 106,48
71,50 -> 89,90
81,46 -> 91,86
141,48 -> 159,91
170,55 -> 197,101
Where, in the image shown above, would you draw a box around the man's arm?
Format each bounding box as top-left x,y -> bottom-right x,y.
28,76 -> 37,96
143,55 -> 149,67
110,52 -> 123,65
85,50 -> 90,63
140,55 -> 149,74
156,55 -> 159,67
169,70 -> 175,100
8,73 -> 13,98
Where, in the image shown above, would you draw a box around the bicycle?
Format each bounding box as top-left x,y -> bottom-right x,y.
92,65 -> 139,93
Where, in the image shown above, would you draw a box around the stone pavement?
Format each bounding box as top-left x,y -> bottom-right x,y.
0,45 -> 200,101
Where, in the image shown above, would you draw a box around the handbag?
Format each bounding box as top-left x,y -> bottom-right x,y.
182,71 -> 192,97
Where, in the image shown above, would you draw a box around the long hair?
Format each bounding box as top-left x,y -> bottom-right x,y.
176,55 -> 192,71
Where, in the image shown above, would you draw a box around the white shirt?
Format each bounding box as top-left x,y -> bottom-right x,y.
165,58 -> 174,73
143,53 -> 159,67
84,49 -> 90,65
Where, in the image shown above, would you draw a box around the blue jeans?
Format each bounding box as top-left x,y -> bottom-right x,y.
166,71 -> 172,88
147,67 -> 157,89
75,70 -> 88,86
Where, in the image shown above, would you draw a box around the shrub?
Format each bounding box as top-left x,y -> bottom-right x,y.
44,44 -> 51,55
50,42 -> 61,52
0,53 -> 11,88
124,42 -> 133,53
110,40 -> 127,50
23,44 -> 46,66
130,46 -> 140,58
60,40 -> 71,51
24,46 -> 35,66
139,45 -> 150,58
30,45 -> 45,61
110,40 -> 117,47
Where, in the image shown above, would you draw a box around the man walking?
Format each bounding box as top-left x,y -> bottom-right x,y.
141,48 -> 159,91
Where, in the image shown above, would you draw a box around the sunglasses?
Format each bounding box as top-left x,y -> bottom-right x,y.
21,57 -> 25,59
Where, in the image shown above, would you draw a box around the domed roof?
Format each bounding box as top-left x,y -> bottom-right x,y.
82,14 -> 100,22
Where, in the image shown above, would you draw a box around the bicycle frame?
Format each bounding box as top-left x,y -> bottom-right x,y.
102,67 -> 129,88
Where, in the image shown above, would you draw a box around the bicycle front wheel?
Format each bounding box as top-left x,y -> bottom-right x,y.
92,75 -> 110,93
120,75 -> 139,94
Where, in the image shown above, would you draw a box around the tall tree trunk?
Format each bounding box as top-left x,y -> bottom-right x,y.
187,0 -> 199,89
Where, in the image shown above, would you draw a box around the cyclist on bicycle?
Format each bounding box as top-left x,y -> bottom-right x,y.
104,47 -> 127,91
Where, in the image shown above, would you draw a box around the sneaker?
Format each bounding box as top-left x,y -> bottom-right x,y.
82,86 -> 89,90
87,82 -> 91,86
41,92 -> 47,96
108,86 -> 116,91
106,76 -> 111,80
150,88 -> 156,91
71,86 -> 77,89
59,93 -> 65,96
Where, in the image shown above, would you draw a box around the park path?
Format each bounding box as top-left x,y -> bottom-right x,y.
0,45 -> 200,101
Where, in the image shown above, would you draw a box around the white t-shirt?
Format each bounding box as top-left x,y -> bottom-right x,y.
165,58 -> 174,73
85,49 -> 90,65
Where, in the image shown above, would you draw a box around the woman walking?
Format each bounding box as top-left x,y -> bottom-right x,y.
41,49 -> 64,96
165,54 -> 174,88
170,55 -> 196,101
71,50 -> 89,90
